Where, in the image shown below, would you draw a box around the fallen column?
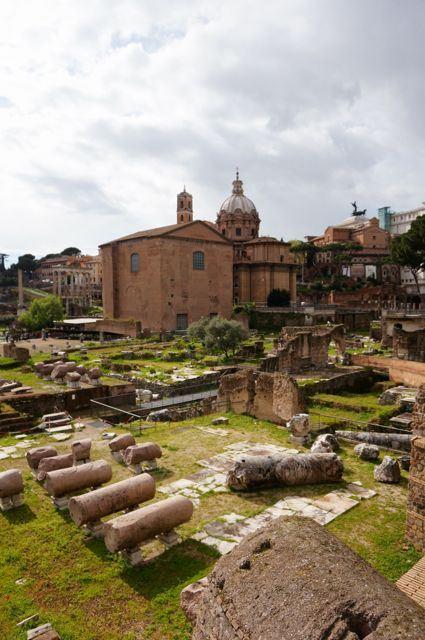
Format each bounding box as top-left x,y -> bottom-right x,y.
44,460 -> 112,510
0,469 -> 24,511
26,446 -> 57,476
71,438 -> 92,465
123,442 -> 162,473
103,495 -> 193,565
68,473 -> 156,537
108,433 -> 136,462
226,453 -> 343,491
336,430 -> 412,452
36,453 -> 74,482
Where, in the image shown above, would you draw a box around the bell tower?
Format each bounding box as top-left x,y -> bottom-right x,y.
177,187 -> 193,224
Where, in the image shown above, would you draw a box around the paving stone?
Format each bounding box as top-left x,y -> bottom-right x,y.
346,482 -> 377,499
311,492 -> 358,515
221,513 -> 245,524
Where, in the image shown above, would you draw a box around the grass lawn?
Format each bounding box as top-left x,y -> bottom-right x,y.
0,412 -> 419,639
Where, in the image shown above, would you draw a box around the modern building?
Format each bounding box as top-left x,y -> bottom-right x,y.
100,174 -> 298,333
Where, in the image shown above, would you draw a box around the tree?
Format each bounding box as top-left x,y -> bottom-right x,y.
61,247 -> 81,256
19,295 -> 64,330
187,316 -> 210,344
390,216 -> 425,297
204,316 -> 247,358
16,254 -> 39,274
267,288 -> 291,307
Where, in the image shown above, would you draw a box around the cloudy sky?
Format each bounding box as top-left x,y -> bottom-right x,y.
1,0 -> 425,263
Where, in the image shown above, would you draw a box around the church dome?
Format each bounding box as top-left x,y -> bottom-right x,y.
219,173 -> 258,215
216,172 -> 261,241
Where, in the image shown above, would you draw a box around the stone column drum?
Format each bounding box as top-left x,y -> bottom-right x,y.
103,495 -> 193,564
68,473 -> 156,536
44,460 -> 112,509
71,438 -> 92,465
26,446 -> 57,475
108,433 -> 136,462
36,453 -> 74,482
0,469 -> 24,511
123,442 -> 162,473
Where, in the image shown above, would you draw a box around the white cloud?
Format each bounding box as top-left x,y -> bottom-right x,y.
1,0 -> 425,263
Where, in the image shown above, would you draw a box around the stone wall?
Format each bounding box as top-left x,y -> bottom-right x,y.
393,326 -> 425,362
217,368 -> 255,414
1,382 -> 135,429
351,354 -> 425,387
407,385 -> 425,550
217,369 -> 305,424
261,324 -> 345,373
407,437 -> 425,551
301,367 -> 378,397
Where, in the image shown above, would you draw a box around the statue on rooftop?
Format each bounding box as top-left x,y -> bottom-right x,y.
351,201 -> 367,216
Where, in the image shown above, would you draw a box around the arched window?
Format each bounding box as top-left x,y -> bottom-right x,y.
193,251 -> 205,270
130,253 -> 139,273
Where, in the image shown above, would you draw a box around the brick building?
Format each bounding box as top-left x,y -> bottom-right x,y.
100,174 -> 298,332
310,213 -> 397,283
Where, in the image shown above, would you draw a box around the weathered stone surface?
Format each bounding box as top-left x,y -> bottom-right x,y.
226,453 -> 343,490
354,443 -> 380,461
186,516 -> 425,640
0,469 -> 23,498
407,436 -> 425,551
108,433 -> 136,452
412,385 -> 425,436
36,453 -> 73,481
71,438 -> 91,462
217,369 -> 255,415
288,413 -> 310,437
311,433 -> 339,454
147,408 -> 173,422
26,446 -> 57,470
68,473 -> 155,526
275,453 -> 343,486
336,430 -> 412,452
260,324 -> 345,373
180,577 -> 209,625
253,372 -> 305,424
123,442 -> 162,465
44,460 -> 112,497
103,495 -> 194,552
374,456 -> 401,483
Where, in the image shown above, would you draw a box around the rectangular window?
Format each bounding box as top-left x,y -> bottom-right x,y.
176,314 -> 188,330
236,228 -> 241,236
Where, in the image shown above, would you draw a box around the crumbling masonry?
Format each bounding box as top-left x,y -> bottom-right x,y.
260,324 -> 345,373
407,385 -> 425,551
217,368 -> 305,424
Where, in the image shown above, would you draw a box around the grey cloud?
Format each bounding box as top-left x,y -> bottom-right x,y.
24,174 -> 122,216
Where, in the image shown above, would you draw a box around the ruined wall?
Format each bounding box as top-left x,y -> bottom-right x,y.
217,369 -> 255,414
407,386 -> 425,550
351,354 -> 425,387
261,324 -> 345,373
393,326 -> 425,362
407,437 -> 425,552
253,372 -> 305,424
217,369 -> 305,424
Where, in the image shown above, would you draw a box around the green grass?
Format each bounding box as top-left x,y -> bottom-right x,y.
0,411 -> 419,639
